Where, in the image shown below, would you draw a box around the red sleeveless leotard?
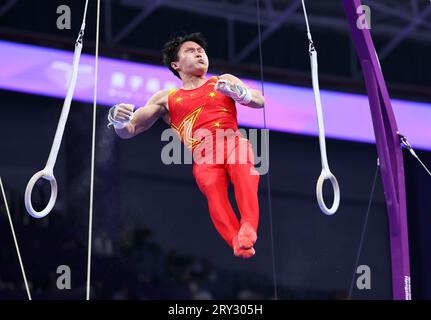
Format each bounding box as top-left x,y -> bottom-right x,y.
168,76 -> 238,150
167,76 -> 259,252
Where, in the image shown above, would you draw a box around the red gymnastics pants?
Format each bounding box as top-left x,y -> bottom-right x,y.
192,132 -> 260,248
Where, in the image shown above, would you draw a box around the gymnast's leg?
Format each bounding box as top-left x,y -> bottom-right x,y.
193,162 -> 255,258
226,136 -> 260,250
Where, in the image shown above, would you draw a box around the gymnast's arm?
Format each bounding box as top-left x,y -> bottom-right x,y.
218,73 -> 265,109
114,90 -> 169,139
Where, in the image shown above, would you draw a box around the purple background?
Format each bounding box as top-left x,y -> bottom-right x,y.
1,40 -> 430,150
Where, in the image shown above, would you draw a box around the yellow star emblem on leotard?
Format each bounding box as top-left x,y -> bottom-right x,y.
209,92 -> 216,98
213,122 -> 221,128
176,97 -> 183,103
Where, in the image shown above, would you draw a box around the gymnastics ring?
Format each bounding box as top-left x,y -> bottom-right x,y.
24,167 -> 58,219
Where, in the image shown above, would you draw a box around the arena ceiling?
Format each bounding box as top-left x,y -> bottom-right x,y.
1,0 -> 430,97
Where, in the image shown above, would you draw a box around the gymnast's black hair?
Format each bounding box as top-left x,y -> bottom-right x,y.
162,32 -> 208,80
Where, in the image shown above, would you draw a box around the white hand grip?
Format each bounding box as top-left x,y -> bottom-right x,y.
24,167 -> 58,219
316,170 -> 340,215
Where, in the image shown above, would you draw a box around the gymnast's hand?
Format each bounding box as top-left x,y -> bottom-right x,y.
215,79 -> 251,105
107,103 -> 134,129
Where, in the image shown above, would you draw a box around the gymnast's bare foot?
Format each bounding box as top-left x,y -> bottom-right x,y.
232,235 -> 255,259
238,221 -> 257,249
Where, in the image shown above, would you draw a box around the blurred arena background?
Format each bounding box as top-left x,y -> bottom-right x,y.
0,0 -> 430,300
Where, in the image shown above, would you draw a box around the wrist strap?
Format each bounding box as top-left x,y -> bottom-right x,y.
236,85 -> 252,105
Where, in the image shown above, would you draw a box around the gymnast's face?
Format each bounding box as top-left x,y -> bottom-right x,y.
172,41 -> 209,78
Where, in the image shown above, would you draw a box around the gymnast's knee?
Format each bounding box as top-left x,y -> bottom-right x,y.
200,177 -> 224,196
